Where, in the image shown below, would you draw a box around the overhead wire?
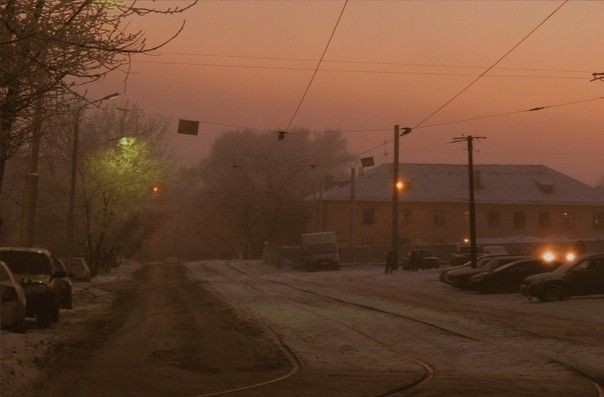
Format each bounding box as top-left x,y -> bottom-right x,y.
257,0 -> 349,158
411,0 -> 569,129
133,59 -> 587,81
284,0 -> 349,132
189,95 -> 602,140
148,51 -> 592,75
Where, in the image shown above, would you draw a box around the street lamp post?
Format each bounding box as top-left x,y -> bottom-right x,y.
65,93 -> 119,270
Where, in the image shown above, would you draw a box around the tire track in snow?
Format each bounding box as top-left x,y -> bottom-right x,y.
225,262 -> 603,397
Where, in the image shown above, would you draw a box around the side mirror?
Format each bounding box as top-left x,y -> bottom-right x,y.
52,271 -> 67,278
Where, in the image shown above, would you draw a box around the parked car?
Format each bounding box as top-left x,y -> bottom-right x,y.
467,258 -> 562,292
402,250 -> 440,270
449,244 -> 509,267
62,257 -> 92,281
440,254 -> 510,283
521,253 -> 604,302
0,247 -> 73,327
445,255 -> 530,289
0,261 -> 27,332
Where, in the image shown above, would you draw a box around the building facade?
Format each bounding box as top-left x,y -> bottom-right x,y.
313,164 -> 604,246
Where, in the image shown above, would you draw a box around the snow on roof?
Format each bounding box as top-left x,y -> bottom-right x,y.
320,163 -> 604,205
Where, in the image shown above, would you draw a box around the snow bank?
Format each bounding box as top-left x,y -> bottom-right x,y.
0,260 -> 141,396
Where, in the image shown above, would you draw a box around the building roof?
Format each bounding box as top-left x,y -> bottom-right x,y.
320,163 -> 604,205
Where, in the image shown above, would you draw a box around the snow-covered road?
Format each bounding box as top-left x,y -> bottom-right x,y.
187,260 -> 603,397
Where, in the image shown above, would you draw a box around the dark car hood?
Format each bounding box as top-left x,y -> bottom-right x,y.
523,272 -> 562,284
448,267 -> 483,277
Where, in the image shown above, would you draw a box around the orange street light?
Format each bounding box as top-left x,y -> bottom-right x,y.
396,181 -> 404,190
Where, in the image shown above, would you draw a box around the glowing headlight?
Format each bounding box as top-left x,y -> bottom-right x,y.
542,252 -> 556,263
565,252 -> 576,262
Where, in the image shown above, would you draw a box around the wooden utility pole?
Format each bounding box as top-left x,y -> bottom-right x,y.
391,125 -> 400,272
389,125 -> 412,273
349,167 -> 356,262
453,135 -> 486,268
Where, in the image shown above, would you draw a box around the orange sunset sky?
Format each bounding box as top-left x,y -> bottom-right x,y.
92,0 -> 603,184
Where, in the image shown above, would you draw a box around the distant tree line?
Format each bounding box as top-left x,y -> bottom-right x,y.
150,130 -> 352,260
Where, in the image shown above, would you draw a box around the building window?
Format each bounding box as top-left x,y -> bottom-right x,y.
402,209 -> 412,224
562,212 -> 575,229
513,212 -> 525,229
362,208 -> 375,225
433,210 -> 445,227
538,212 -> 551,229
488,211 -> 500,228
595,213 -> 604,230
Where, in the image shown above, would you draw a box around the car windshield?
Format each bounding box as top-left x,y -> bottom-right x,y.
0,251 -> 52,275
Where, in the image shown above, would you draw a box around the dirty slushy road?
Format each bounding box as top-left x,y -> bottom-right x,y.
31,261 -> 603,397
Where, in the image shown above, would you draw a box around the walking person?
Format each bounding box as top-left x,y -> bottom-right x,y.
385,247 -> 394,274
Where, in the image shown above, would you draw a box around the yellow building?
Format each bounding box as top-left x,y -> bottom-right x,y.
314,164 -> 604,246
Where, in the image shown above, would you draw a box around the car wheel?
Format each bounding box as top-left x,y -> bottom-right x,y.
13,316 -> 27,334
543,284 -> 565,302
50,302 -> 60,323
63,293 -> 73,310
37,306 -> 52,328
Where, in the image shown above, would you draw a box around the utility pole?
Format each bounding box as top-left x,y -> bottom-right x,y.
349,167 -> 356,263
390,125 -> 412,274
391,125 -> 400,273
453,135 -> 486,268
66,93 -> 119,270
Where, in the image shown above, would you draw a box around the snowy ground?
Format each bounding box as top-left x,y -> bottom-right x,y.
187,260 -> 604,396
0,261 -> 142,397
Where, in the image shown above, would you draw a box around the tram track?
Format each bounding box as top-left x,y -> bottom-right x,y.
222,261 -> 603,397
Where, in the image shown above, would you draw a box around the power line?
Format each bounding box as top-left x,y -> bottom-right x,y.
316,94 -> 601,169
191,95 -> 602,135
133,59 -> 587,80
412,0 -> 569,129
284,0 -> 349,131
150,51 -> 591,75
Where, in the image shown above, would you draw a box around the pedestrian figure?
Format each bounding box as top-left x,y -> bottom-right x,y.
385,248 -> 394,274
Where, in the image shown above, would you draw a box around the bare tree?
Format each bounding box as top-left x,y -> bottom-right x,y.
0,0 -> 196,194
186,130 -> 351,258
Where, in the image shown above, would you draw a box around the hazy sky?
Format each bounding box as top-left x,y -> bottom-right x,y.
94,0 -> 603,184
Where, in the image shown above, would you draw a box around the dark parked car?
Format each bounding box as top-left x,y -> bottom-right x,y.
445,255 -> 530,289
521,253 -> 604,302
449,244 -> 508,267
402,250 -> 440,270
468,258 -> 562,292
0,261 -> 27,332
0,247 -> 73,327
440,254 -> 507,283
